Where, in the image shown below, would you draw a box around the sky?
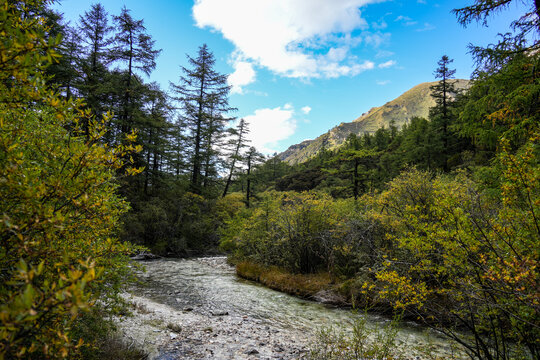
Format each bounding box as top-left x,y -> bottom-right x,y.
53,0 -> 525,154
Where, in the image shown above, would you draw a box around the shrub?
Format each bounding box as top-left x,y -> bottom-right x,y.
0,1 -> 140,357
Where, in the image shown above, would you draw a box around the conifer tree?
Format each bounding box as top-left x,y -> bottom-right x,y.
77,3 -> 113,136
171,44 -> 233,194
112,6 -> 161,136
245,147 -> 264,208
222,118 -> 250,197
453,0 -> 540,74
141,83 -> 171,195
429,55 -> 458,171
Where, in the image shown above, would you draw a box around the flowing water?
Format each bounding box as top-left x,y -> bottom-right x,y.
129,257 -> 464,359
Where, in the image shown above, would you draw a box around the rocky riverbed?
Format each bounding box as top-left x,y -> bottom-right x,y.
115,257 -> 463,359
116,293 -> 313,359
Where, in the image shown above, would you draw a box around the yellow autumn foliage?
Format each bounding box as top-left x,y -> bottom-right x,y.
0,1 -> 140,358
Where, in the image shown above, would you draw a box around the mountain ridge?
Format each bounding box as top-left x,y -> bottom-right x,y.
279,79 -> 469,164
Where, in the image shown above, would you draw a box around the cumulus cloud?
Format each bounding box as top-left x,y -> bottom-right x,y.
301,106 -> 312,114
378,60 -> 396,68
376,80 -> 390,85
228,61 -> 256,94
193,0 -> 383,79
243,105 -> 298,154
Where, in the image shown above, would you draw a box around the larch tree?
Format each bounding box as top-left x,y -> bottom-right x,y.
245,147 -> 264,208
453,0 -> 540,74
222,118 -> 250,198
111,6 -> 161,136
77,3 -> 113,135
171,44 -> 233,194
429,55 -> 458,171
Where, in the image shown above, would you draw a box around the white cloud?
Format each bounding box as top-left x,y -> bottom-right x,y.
371,20 -> 387,30
243,105 -> 297,154
376,50 -> 394,58
301,106 -> 312,114
395,15 -> 417,26
363,32 -> 390,47
417,22 -> 436,32
376,80 -> 390,85
378,60 -> 396,68
193,0 -> 383,79
395,15 -> 412,22
228,61 -> 256,94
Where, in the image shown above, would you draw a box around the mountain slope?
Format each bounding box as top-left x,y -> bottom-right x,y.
279,79 -> 469,164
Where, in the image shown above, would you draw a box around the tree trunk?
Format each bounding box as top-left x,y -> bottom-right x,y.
353,158 -> 359,201
246,155 -> 251,208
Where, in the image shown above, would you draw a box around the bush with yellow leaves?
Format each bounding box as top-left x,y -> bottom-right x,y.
0,1 -> 141,358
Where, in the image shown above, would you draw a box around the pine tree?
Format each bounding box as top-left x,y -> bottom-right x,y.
111,6 -> 161,136
338,134 -> 379,200
41,10 -> 81,99
222,118 -> 250,197
140,83 -> 172,195
453,0 -> 540,75
77,3 -> 113,136
429,55 -> 458,171
245,147 -> 264,208
171,44 -> 233,194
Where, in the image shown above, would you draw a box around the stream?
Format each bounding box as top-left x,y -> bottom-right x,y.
118,257 -> 464,359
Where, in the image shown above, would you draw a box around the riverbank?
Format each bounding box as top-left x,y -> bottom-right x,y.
235,261 -> 348,306
116,257 -> 464,359
115,293 -> 312,359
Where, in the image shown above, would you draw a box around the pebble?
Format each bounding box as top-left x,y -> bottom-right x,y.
210,310 -> 229,316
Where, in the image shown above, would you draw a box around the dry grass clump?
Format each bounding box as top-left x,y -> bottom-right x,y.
236,261 -> 332,298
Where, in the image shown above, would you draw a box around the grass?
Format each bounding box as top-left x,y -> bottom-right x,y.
236,261 -> 333,298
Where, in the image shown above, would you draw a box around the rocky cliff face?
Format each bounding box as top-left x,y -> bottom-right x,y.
279,79 -> 469,164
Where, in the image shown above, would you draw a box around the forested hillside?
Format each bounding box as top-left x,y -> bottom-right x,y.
279,79 -> 470,164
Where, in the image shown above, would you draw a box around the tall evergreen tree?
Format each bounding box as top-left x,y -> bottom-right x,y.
429,55 -> 458,171
245,147 -> 264,208
140,83 -> 171,195
222,118 -> 250,197
77,3 -> 113,127
112,6 -> 161,136
171,44 -> 233,194
41,10 -> 81,99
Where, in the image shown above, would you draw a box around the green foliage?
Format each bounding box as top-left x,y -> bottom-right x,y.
364,165 -> 539,359
122,190 -> 224,256
454,52 -> 539,154
0,1 -> 139,357
221,191 -> 379,276
309,314 -> 406,360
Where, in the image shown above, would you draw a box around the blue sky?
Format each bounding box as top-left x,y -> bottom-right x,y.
53,0 -> 524,154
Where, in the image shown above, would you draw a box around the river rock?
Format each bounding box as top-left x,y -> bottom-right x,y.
311,289 -> 347,305
210,310 -> 229,316
130,252 -> 161,261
